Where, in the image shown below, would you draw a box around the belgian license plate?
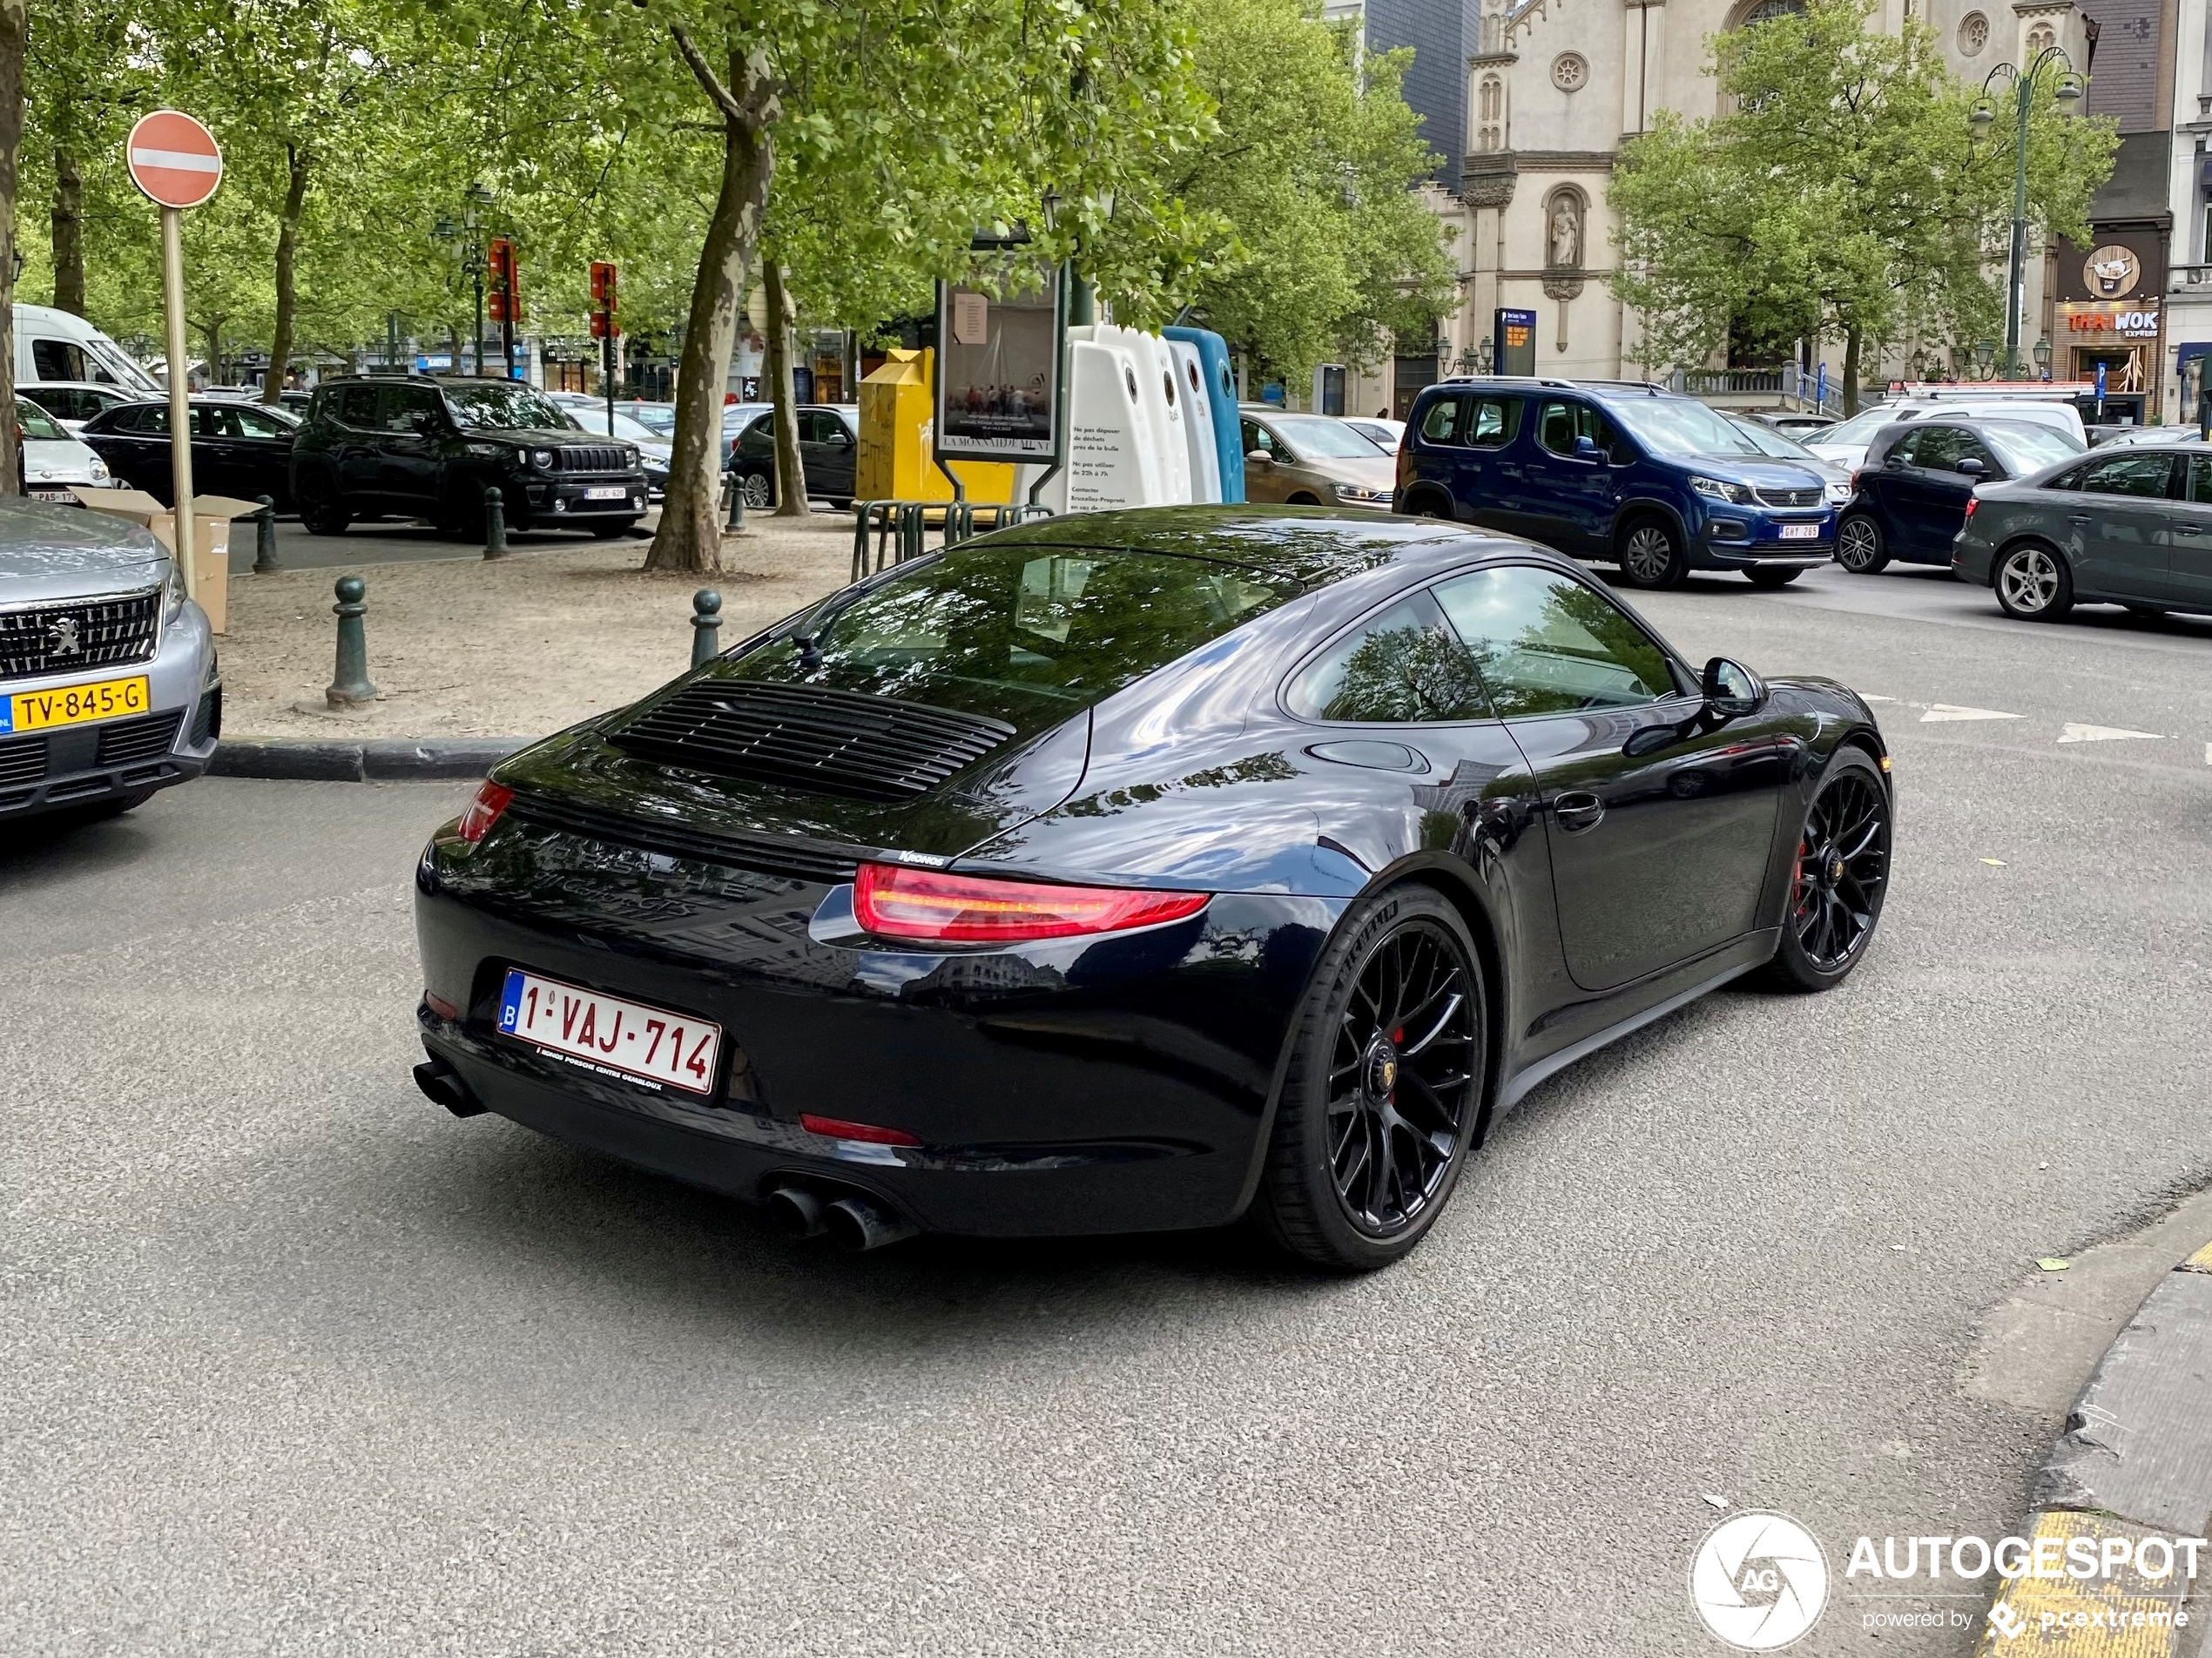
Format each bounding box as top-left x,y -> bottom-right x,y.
30,489 -> 78,504
583,485 -> 629,501
496,967 -> 721,1095
2,674 -> 151,734
1778,522 -> 1822,541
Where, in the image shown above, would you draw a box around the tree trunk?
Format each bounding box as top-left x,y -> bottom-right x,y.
762,257 -> 806,516
265,145 -> 310,404
203,316 -> 225,389
0,0 -> 24,496
645,35 -> 780,576
51,144 -> 83,315
1841,324 -> 1862,417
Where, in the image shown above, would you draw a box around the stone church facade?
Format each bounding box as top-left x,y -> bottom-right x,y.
1330,0 -> 2100,416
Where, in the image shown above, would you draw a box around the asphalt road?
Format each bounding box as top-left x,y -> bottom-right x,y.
4,558 -> 2210,1656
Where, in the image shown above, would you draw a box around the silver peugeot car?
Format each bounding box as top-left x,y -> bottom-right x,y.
2,498 -> 219,821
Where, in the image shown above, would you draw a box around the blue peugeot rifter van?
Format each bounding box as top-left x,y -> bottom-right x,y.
1393,378 -> 1836,589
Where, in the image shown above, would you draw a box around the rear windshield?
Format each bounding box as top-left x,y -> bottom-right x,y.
728,544 -> 1302,725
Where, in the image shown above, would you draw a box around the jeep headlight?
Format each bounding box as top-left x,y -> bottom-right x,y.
1689,475 -> 1753,505
529,448 -> 556,469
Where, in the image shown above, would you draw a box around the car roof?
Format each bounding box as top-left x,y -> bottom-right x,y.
20,380 -> 136,394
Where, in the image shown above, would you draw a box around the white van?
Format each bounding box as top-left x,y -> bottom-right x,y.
14,303 -> 160,395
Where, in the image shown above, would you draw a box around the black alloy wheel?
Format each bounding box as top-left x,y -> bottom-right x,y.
1765,750 -> 1891,991
297,470 -> 350,536
1257,886 -> 1486,1270
739,469 -> 774,510
1835,513 -> 1886,574
1993,541 -> 2074,621
1615,516 -> 1687,589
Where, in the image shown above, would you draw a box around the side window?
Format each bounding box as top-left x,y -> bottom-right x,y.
381,386 -> 440,433
2188,456 -> 2212,504
1467,396 -> 1522,449
1418,396 -> 1467,445
233,406 -> 289,440
1911,427 -> 1968,471
1956,433 -> 1999,475
30,339 -> 85,381
2080,453 -> 2176,498
1433,564 -> 1679,717
1290,589 -> 1491,724
1536,401 -> 1621,460
336,385 -> 381,428
129,404 -> 170,435
1240,417 -> 1276,458
192,405 -> 241,439
744,414 -> 772,442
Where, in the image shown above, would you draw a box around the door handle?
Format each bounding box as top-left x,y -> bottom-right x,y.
2070,514 -> 2091,523
1554,791 -> 1605,833
2178,523 -> 2204,535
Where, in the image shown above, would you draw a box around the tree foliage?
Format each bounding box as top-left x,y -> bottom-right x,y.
1608,0 -> 2115,407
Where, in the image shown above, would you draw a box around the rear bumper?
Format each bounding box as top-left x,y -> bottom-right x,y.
414,819 -> 1332,1237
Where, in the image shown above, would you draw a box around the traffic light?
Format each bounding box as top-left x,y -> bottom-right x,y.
487,239 -> 522,325
590,261 -> 617,338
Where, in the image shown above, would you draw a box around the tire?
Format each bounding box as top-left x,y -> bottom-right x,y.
1993,540 -> 2074,621
1835,513 -> 1887,574
1286,492 -> 1322,506
296,470 -> 350,536
436,482 -> 486,542
1404,492 -> 1453,521
739,469 -> 774,510
1744,566 -> 1803,589
589,518 -> 641,539
1615,516 -> 1687,589
1253,885 -> 1487,1271
1763,749 -> 1892,993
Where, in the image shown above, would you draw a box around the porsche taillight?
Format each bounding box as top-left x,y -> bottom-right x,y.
853,863 -> 1210,944
455,782 -> 514,845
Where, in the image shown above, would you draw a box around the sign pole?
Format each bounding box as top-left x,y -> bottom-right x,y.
160,206 -> 197,600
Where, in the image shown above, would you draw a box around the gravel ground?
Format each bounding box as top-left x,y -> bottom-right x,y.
219,517 -> 858,740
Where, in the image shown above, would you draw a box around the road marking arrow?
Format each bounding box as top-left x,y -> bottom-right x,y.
2057,723 -> 2164,744
1919,704 -> 2022,723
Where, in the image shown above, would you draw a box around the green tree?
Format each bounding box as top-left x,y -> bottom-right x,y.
1609,0 -> 2114,410
1143,0 -> 1455,387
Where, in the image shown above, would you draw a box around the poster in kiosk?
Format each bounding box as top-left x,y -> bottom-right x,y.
1494,309 -> 1537,377
933,264 -> 1066,472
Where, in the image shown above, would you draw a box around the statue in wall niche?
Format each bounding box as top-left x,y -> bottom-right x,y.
1548,196 -> 1581,271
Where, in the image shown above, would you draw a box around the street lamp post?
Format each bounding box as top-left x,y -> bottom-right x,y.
431,183 -> 497,378
1970,49 -> 2084,381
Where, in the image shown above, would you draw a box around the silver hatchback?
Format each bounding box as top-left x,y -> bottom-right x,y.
1,499 -> 219,822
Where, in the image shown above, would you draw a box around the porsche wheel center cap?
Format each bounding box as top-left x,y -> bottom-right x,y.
1365,1042 -> 1399,1097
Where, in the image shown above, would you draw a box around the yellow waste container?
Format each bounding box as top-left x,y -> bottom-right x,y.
857,348 -> 1015,504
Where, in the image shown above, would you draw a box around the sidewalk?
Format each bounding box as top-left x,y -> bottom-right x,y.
221,514 -> 861,742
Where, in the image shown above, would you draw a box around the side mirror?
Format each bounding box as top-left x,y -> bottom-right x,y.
1245,449 -> 1272,464
1703,656 -> 1765,718
1955,456 -> 1986,476
1573,434 -> 1602,460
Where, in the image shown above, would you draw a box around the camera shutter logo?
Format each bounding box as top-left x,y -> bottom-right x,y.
1688,1511 -> 1830,1649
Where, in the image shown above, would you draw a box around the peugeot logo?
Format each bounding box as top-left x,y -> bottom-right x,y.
47,616 -> 81,657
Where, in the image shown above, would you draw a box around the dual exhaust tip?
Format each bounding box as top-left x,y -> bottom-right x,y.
768,1183 -> 919,1253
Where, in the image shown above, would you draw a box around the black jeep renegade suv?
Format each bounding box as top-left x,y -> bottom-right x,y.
289,375 -> 647,538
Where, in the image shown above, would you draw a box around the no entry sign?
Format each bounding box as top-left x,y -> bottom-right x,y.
126,111 -> 223,210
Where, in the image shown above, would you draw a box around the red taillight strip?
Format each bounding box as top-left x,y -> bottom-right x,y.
853,862 -> 1211,944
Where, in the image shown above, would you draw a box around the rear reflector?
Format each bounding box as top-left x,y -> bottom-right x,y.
423,991 -> 460,1021
853,862 -> 1210,944
800,1114 -> 921,1147
456,782 -> 514,845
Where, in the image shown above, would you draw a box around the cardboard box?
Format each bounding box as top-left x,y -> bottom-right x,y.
71,488 -> 261,635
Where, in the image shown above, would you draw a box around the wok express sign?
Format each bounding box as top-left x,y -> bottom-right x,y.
2060,301 -> 2161,340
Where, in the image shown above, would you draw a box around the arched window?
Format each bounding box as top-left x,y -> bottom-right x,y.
2026,20 -> 2055,55
1476,75 -> 1504,152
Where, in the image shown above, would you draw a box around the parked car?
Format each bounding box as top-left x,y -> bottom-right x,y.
1835,417 -> 2082,576
0,498 -> 220,821
18,396 -> 114,502
1722,412 -> 1852,508
727,405 -> 860,509
1239,409 -> 1396,511
2086,423 -> 2186,450
78,396 -> 300,509
1808,398 -> 2086,475
1343,415 -> 1406,453
1751,412 -> 1838,439
550,398 -> 671,501
289,375 -> 647,537
19,381 -> 144,435
410,509 -> 1891,1269
1395,378 -> 1834,588
621,401 -> 678,438
1952,441 -> 2212,622
718,402 -> 774,471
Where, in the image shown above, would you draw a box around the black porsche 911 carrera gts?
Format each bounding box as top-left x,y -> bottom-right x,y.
414,507 -> 1892,1270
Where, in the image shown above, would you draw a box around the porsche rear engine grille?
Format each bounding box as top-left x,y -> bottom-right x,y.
610,680 -> 1015,801
506,792 -> 861,882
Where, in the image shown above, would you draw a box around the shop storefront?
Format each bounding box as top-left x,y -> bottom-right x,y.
2052,171 -> 2170,421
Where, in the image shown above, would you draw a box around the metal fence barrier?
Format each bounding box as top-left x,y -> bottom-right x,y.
850,500 -> 1055,582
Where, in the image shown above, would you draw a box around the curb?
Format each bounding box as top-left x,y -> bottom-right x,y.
1976,1237 -> 2212,1655
208,738 -> 527,782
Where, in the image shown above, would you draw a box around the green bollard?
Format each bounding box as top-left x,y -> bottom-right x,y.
691,588 -> 723,667
482,487 -> 507,560
725,475 -> 745,532
252,495 -> 280,574
326,576 -> 378,708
